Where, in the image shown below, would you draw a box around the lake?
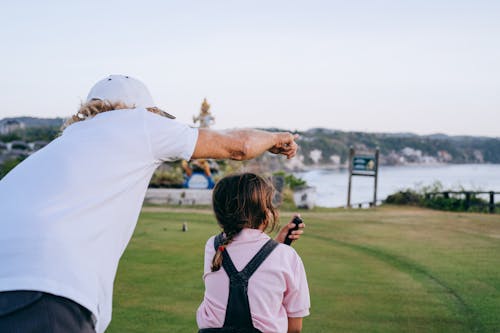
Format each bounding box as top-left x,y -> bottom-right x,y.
295,164 -> 500,208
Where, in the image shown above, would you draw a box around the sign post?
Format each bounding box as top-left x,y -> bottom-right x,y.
373,149 -> 379,206
347,147 -> 354,207
347,147 -> 380,208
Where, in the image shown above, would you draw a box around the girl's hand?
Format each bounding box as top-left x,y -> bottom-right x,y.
275,214 -> 305,244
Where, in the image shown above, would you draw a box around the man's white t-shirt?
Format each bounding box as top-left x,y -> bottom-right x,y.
0,109 -> 198,332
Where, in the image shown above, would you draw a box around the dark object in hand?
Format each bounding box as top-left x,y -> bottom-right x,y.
284,216 -> 302,246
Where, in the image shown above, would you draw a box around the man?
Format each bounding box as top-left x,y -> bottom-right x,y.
0,75 -> 303,333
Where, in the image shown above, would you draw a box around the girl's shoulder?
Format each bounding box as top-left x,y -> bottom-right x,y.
271,242 -> 304,263
263,243 -> 307,279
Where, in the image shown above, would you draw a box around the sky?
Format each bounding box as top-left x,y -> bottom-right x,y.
1,0 -> 499,137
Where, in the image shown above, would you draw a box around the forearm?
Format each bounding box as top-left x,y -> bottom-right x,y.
232,129 -> 298,160
192,128 -> 297,160
230,129 -> 277,160
287,317 -> 303,333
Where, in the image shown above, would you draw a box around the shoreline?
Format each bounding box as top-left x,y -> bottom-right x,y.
293,162 -> 500,173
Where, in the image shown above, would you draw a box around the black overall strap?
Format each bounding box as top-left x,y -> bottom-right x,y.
214,233 -> 239,278
210,232 -> 279,333
240,240 -> 279,278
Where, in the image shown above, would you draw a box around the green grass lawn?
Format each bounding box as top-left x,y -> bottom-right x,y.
107,205 -> 500,333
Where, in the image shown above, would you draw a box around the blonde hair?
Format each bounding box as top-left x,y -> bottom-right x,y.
62,99 -> 168,130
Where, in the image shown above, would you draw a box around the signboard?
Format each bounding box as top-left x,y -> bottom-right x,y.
353,155 -> 376,173
347,148 -> 379,207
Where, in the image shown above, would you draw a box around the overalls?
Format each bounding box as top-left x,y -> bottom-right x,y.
199,233 -> 279,333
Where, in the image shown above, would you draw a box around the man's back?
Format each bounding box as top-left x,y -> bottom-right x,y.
0,109 -> 198,332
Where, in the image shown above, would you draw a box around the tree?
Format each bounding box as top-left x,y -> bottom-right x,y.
0,158 -> 24,179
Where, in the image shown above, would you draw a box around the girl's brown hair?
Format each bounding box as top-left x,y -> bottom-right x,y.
211,173 -> 279,272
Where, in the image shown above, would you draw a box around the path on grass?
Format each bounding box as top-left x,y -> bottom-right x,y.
142,205 -> 213,215
305,206 -> 499,333
311,233 -> 483,332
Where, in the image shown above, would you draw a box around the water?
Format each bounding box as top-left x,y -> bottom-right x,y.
295,164 -> 500,208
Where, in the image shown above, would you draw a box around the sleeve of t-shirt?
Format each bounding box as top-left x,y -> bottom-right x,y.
142,110 -> 199,162
203,236 -> 216,277
283,251 -> 311,318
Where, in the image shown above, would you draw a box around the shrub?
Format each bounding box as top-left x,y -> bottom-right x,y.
422,193 -> 489,212
385,190 -> 423,205
384,182 -> 493,213
0,158 -> 24,179
150,168 -> 184,188
273,171 -> 307,190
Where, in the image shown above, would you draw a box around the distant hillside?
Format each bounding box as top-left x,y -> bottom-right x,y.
250,128 -> 500,171
294,128 -> 500,166
0,117 -> 64,128
1,117 -> 499,168
0,117 -> 63,143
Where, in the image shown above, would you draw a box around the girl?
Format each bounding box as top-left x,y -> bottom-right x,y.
197,173 -> 310,333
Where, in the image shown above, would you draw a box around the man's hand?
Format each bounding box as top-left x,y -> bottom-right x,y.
275,214 -> 305,244
268,133 -> 299,159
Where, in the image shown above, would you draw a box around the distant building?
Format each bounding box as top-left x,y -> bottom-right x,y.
401,147 -> 423,163
309,149 -> 322,164
29,141 -> 48,150
0,120 -> 25,135
421,156 -> 438,164
285,154 -> 305,171
401,147 -> 422,158
0,142 -> 7,152
329,154 -> 341,165
473,150 -> 484,163
437,150 -> 453,162
10,141 -> 30,151
382,151 -> 406,165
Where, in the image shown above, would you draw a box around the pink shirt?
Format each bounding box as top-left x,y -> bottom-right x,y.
196,228 -> 310,333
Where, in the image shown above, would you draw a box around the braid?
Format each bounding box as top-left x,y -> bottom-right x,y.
211,228 -> 241,272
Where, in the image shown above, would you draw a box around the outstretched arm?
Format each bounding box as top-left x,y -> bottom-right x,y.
191,128 -> 298,161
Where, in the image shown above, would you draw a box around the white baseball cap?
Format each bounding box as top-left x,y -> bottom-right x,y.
86,74 -> 175,119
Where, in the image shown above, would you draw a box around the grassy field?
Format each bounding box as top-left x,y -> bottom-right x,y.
107,205 -> 500,333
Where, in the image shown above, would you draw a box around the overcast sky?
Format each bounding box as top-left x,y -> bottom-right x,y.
1,0 -> 499,137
